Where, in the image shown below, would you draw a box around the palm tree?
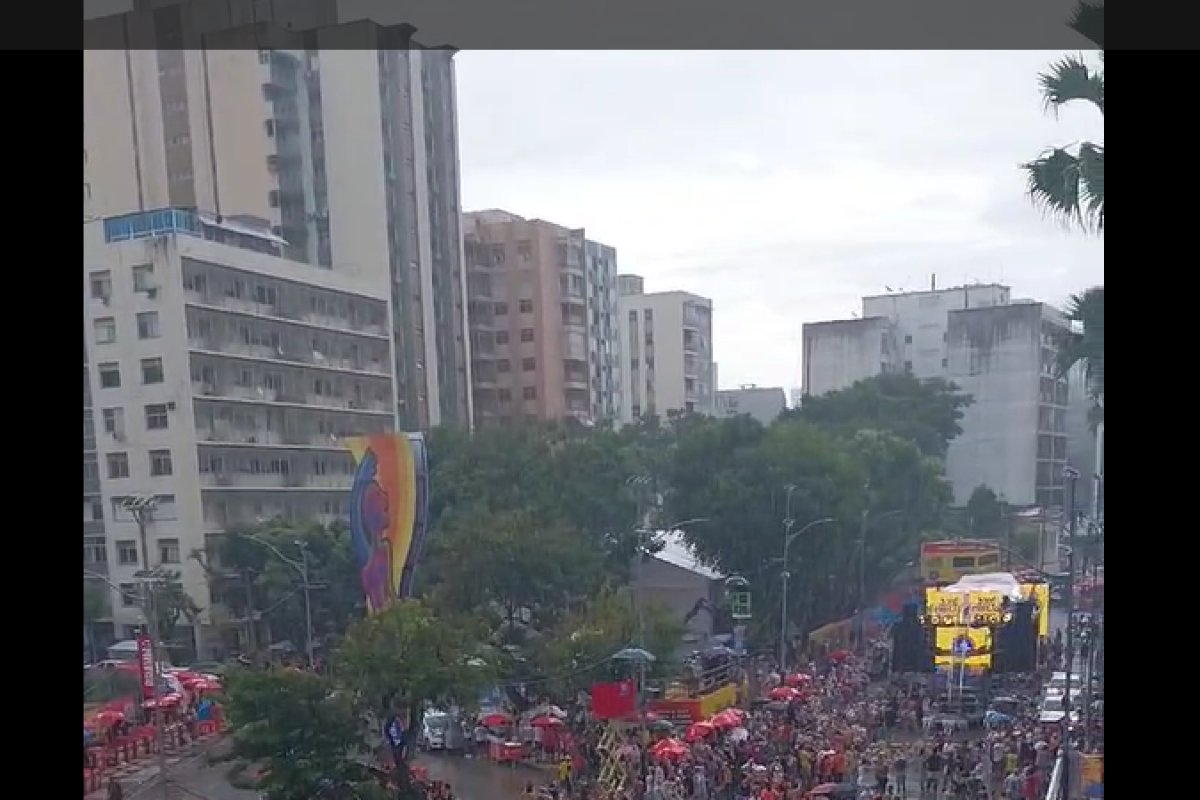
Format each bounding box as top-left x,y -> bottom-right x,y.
1056,286 -> 1104,426
1022,53 -> 1104,233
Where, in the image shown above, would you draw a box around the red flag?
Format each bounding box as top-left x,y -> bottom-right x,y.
590,679 -> 636,720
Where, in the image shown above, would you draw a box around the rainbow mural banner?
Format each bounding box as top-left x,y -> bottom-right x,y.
345,434 -> 430,613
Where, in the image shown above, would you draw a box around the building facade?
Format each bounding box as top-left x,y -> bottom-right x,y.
801,284 -> 1075,509
83,21 -> 470,431
463,211 -> 620,426
617,276 -> 714,423
714,385 -> 787,425
84,210 -> 395,657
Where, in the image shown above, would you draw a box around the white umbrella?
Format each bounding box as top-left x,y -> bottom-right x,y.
728,727 -> 750,743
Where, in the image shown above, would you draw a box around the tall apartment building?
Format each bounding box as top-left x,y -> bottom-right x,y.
84,209 -> 396,657
84,17 -> 470,431
618,275 -> 714,422
462,211 -> 620,425
801,283 -> 1077,509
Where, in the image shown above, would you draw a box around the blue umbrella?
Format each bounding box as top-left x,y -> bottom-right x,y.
612,647 -> 657,663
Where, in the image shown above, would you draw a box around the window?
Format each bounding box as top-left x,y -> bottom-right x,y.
94,317 -> 117,344
132,264 -> 154,292
141,357 -> 164,384
145,403 -> 169,430
102,407 -> 124,436
490,244 -> 506,265
522,357 -> 536,372
904,335 -> 913,344
107,452 -> 130,479
517,241 -> 532,262
942,358 -> 948,369
495,330 -> 509,344
116,540 -> 139,566
158,538 -> 181,564
150,449 -> 173,477
904,361 -> 913,372
494,302 -> 508,315
119,582 -> 139,607
519,299 -> 534,314
497,359 -> 511,373
520,328 -> 535,343
136,311 -> 161,339
90,500 -> 104,521
90,270 -> 112,301
523,386 -> 537,400
83,537 -> 107,566
497,388 -> 512,403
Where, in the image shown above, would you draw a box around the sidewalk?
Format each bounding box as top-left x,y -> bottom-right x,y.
86,734 -> 229,799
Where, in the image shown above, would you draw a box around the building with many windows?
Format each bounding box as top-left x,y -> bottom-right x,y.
463,211 -> 620,425
83,14 -> 470,431
800,283 -> 1078,509
714,385 -> 787,425
617,275 -> 714,422
84,209 -> 396,657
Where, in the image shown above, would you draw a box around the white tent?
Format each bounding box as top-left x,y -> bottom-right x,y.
941,572 -> 1024,600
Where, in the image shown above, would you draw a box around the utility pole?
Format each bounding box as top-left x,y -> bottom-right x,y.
858,482 -> 870,654
1062,465 -> 1080,800
123,495 -> 169,800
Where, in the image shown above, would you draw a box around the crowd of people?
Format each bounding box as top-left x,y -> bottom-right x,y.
504,645 -> 1080,800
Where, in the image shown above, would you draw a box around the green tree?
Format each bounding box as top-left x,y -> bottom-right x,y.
787,373 -> 972,457
666,416 -> 948,644
335,601 -> 490,724
1069,1 -> 1103,47
1022,53 -> 1104,233
208,520 -> 363,656
423,507 -> 605,635
965,485 -> 1006,539
1056,286 -> 1104,426
153,574 -> 202,655
537,590 -> 685,696
83,579 -> 110,663
224,667 -> 389,800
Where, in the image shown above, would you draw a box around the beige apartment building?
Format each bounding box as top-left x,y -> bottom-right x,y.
463,211 -> 621,426
618,275 -> 715,422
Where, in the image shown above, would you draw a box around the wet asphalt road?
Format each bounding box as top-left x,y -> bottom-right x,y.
415,752 -> 549,800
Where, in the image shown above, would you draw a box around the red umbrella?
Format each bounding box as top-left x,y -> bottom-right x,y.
768,686 -> 801,702
530,715 -> 564,728
783,673 -> 813,687
192,679 -> 222,693
710,708 -> 746,729
481,712 -> 511,727
649,738 -> 689,761
829,649 -> 851,663
94,709 -> 125,727
684,721 -> 715,742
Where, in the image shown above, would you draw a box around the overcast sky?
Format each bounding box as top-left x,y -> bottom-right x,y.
454,51 -> 1104,393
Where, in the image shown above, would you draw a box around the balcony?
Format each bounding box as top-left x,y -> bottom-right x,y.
196,428 -> 349,451
200,472 -> 353,491
188,340 -> 390,378
83,560 -> 110,577
191,383 -> 393,417
83,520 -> 106,537
84,476 -> 101,495
184,292 -> 389,340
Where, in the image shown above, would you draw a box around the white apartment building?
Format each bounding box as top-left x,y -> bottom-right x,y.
618,275 -> 714,422
801,283 -> 1077,510
84,20 -> 471,432
714,385 -> 787,426
84,210 -> 396,658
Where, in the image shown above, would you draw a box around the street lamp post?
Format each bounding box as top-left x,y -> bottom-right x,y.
857,500 -> 905,653
1062,465 -> 1080,800
779,507 -> 836,671
245,534 -> 317,668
